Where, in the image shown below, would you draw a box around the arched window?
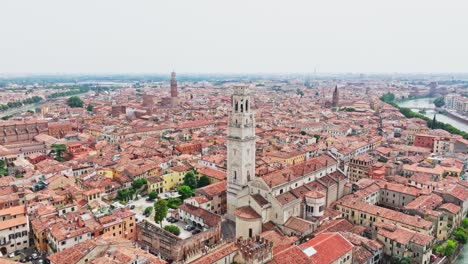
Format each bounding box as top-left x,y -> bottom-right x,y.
240,103 -> 243,112
235,101 -> 238,111
245,100 -> 249,111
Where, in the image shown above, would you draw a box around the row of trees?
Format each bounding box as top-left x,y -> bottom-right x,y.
0,96 -> 43,111
380,93 -> 468,139
48,86 -> 90,98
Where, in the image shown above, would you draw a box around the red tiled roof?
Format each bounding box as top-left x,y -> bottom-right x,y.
299,233 -> 353,264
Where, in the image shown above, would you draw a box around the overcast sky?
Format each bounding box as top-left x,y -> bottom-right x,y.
1,0 -> 467,74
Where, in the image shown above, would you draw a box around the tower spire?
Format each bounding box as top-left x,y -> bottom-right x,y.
332,85 -> 339,108
226,84 -> 256,222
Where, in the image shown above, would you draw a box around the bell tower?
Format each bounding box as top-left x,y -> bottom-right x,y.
226,84 -> 256,221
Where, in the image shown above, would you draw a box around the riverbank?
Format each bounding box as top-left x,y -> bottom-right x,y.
380,98 -> 468,139
394,97 -> 468,134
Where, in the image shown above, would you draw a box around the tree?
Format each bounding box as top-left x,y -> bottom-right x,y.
296,89 -> 304,98
66,96 -> 84,108
167,197 -> 182,209
154,199 -> 168,227
0,160 -> 8,176
434,97 -> 445,108
148,191 -> 158,200
51,144 -> 67,161
86,104 -> 94,112
183,171 -> 198,190
300,130 -> 307,135
437,240 -> 457,257
164,225 -> 181,236
313,134 -> 321,141
116,188 -> 135,202
197,175 -> 210,188
178,185 -> 194,200
452,227 -> 468,244
132,178 -> 147,190
380,93 -> 395,103
462,218 -> 468,229
144,206 -> 153,215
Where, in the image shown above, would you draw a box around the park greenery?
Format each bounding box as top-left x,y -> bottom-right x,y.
66,96 -> 84,108
154,199 -> 168,227
380,93 -> 468,139
164,225 -> 181,236
87,104 -> 94,112
0,96 -> 43,111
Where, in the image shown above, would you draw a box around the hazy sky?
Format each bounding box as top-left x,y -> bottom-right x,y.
1,0 -> 467,74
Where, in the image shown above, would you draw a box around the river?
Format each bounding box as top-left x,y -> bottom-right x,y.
455,245 -> 467,264
397,97 -> 468,132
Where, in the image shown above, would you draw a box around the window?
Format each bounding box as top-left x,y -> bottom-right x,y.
249,228 -> 253,238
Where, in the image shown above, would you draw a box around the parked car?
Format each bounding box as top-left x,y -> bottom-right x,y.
8,252 -> 15,258
19,258 -> 27,263
143,211 -> 150,217
191,229 -> 201,235
129,205 -> 135,209
184,225 -> 195,231
31,253 -> 39,259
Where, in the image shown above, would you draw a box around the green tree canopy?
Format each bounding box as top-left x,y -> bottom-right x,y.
434,97 -> 445,108
144,206 -> 153,215
66,96 -> 84,108
452,227 -> 468,244
462,218 -> 468,229
380,93 -> 395,103
166,197 -> 182,209
132,178 -> 147,190
87,104 -> 94,112
183,171 -> 198,190
437,240 -> 457,257
51,144 -> 67,161
0,160 -> 8,176
197,175 -> 210,188
178,185 -> 194,200
164,225 -> 181,236
116,188 -> 135,202
154,199 -> 168,227
148,191 -> 158,200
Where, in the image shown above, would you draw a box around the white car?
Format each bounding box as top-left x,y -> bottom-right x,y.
8,252 -> 15,258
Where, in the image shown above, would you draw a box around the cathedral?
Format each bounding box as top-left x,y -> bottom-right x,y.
226,85 -> 349,239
